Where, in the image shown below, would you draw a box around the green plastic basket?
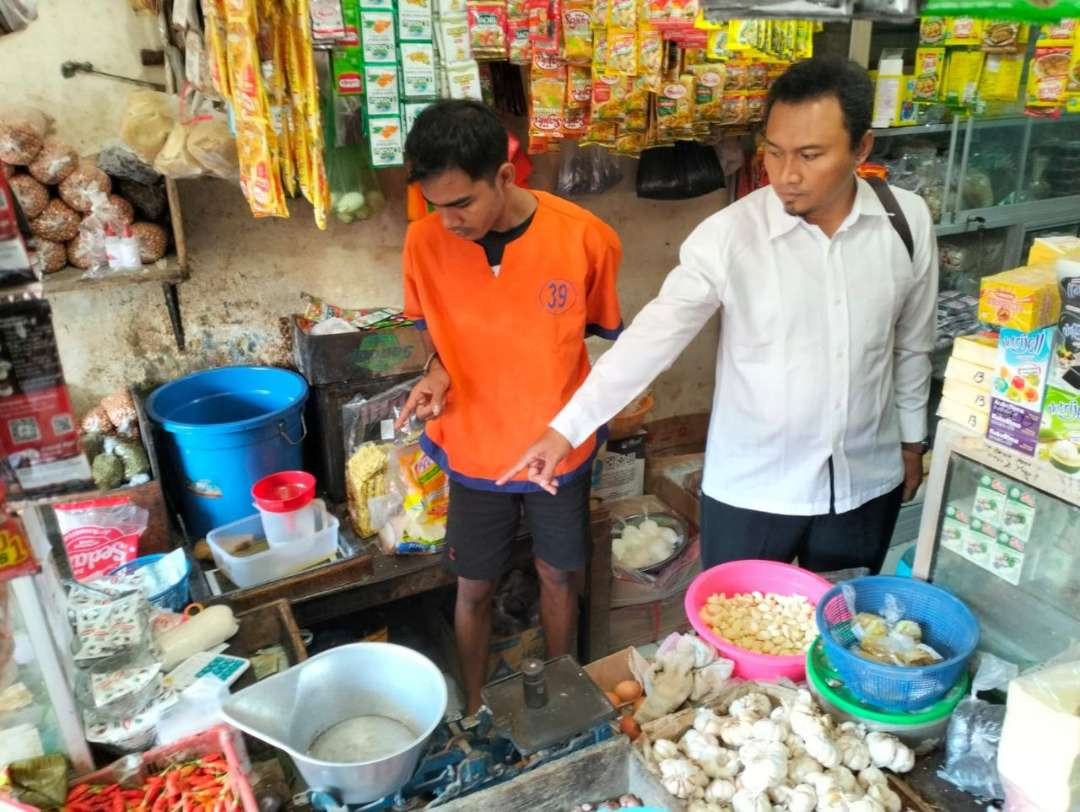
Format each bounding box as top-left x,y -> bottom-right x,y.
806,637 -> 968,725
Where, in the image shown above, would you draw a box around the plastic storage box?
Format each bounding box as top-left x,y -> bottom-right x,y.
206,500 -> 339,588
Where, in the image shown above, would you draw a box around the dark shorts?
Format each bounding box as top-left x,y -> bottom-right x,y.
443,474 -> 592,581
699,484 -> 904,574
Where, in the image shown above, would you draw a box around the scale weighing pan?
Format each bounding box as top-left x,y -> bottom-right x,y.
481,655 -> 616,755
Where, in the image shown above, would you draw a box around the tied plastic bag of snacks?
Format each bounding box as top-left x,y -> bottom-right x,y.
374,442 -> 449,556
939,653 -> 1017,800
342,379 -> 419,538
841,585 -> 944,666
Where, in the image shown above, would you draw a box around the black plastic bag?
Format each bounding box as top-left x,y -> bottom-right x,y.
636,140 -> 725,200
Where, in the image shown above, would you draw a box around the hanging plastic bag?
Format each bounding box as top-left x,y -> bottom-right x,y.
938,652 -> 1018,800
119,91 -> 177,164
326,141 -> 387,223
555,140 -> 623,196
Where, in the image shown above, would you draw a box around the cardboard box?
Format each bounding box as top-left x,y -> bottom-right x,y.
1028,235 -> 1080,266
1037,386 -> 1080,477
937,395 -> 990,434
487,625 -> 545,681
987,327 -> 1055,456
945,355 -> 993,389
952,332 -> 999,368
943,378 -> 992,415
592,433 -> 646,503
608,590 -> 692,652
291,316 -> 425,385
584,646 -> 637,692
979,265 -> 1062,332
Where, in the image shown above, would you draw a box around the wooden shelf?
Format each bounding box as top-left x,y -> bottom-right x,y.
43,257 -> 186,295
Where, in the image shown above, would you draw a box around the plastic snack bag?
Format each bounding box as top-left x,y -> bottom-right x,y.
55,497 -> 148,583
377,443 -> 449,555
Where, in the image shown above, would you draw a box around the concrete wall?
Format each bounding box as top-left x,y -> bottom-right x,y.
2,1 -> 723,423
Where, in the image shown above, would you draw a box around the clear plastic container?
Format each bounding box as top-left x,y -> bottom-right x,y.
256,503 -> 317,546
206,500 -> 339,588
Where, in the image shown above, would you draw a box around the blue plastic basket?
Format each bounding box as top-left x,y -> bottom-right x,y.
109,553 -> 192,612
815,575 -> 979,712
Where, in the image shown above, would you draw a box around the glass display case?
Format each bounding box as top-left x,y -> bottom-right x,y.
0,508 -> 92,773
914,420 -> 1080,669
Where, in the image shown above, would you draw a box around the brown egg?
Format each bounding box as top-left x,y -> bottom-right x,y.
614,680 -> 643,702
619,714 -> 641,740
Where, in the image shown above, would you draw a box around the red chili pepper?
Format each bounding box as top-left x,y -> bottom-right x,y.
151,792 -> 168,812
68,784 -> 93,801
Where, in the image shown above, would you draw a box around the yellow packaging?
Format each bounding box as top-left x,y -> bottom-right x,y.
201,0 -> 232,99
978,266 -> 1062,332
1037,18 -> 1077,45
624,76 -> 649,131
1067,44 -> 1080,101
1027,46 -> 1071,107
913,47 -> 946,100
286,0 -> 329,228
591,70 -> 626,120
920,17 -> 946,45
656,74 -> 695,139
944,50 -> 984,105
953,333 -> 1000,368
978,52 -> 1025,101
945,17 -> 981,45
937,396 -> 990,434
566,64 -> 593,108
706,28 -> 729,59
637,23 -> 662,87
943,379 -> 992,414
562,0 -> 593,63
224,0 -> 288,219
607,0 -> 635,29
1029,235 -> 1080,265
606,27 -> 637,75
691,62 -> 725,123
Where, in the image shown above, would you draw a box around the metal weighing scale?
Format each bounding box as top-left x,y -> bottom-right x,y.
305,655 -> 616,811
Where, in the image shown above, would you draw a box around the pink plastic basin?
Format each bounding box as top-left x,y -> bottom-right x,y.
685,560 -> 832,681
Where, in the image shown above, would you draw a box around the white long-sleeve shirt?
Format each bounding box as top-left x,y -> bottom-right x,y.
551,178 -> 938,516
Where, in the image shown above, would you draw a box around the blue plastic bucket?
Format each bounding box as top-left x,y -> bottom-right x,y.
147,366 -> 309,539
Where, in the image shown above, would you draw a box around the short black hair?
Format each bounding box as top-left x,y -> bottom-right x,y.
404,100 -> 508,184
765,57 -> 873,150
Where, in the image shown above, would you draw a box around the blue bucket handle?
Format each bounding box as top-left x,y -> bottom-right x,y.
278,414 -> 308,446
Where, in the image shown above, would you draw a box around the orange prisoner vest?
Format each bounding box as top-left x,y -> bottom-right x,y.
403,190 -> 623,491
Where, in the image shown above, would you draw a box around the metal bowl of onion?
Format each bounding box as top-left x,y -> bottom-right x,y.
611,512 -> 689,574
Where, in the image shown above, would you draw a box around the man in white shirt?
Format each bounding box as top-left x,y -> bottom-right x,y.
498,57 -> 937,573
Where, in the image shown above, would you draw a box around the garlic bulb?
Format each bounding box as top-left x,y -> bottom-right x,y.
857,767 -> 888,789
719,717 -> 755,747
839,720 -> 868,739
739,746 -> 789,794
785,733 -> 809,758
653,739 -> 680,761
816,788 -> 850,812
837,734 -> 872,771
802,730 -> 840,769
788,755 -> 823,784
731,788 -> 773,812
865,733 -> 915,773
866,783 -> 902,812
682,729 -> 721,761
705,777 -> 738,803
659,757 -> 708,799
827,766 -> 858,793
770,783 -> 817,812
699,745 -> 741,779
729,692 -> 773,721
846,794 -> 885,812
808,772 -> 840,798
695,707 -> 727,737
751,718 -> 789,743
